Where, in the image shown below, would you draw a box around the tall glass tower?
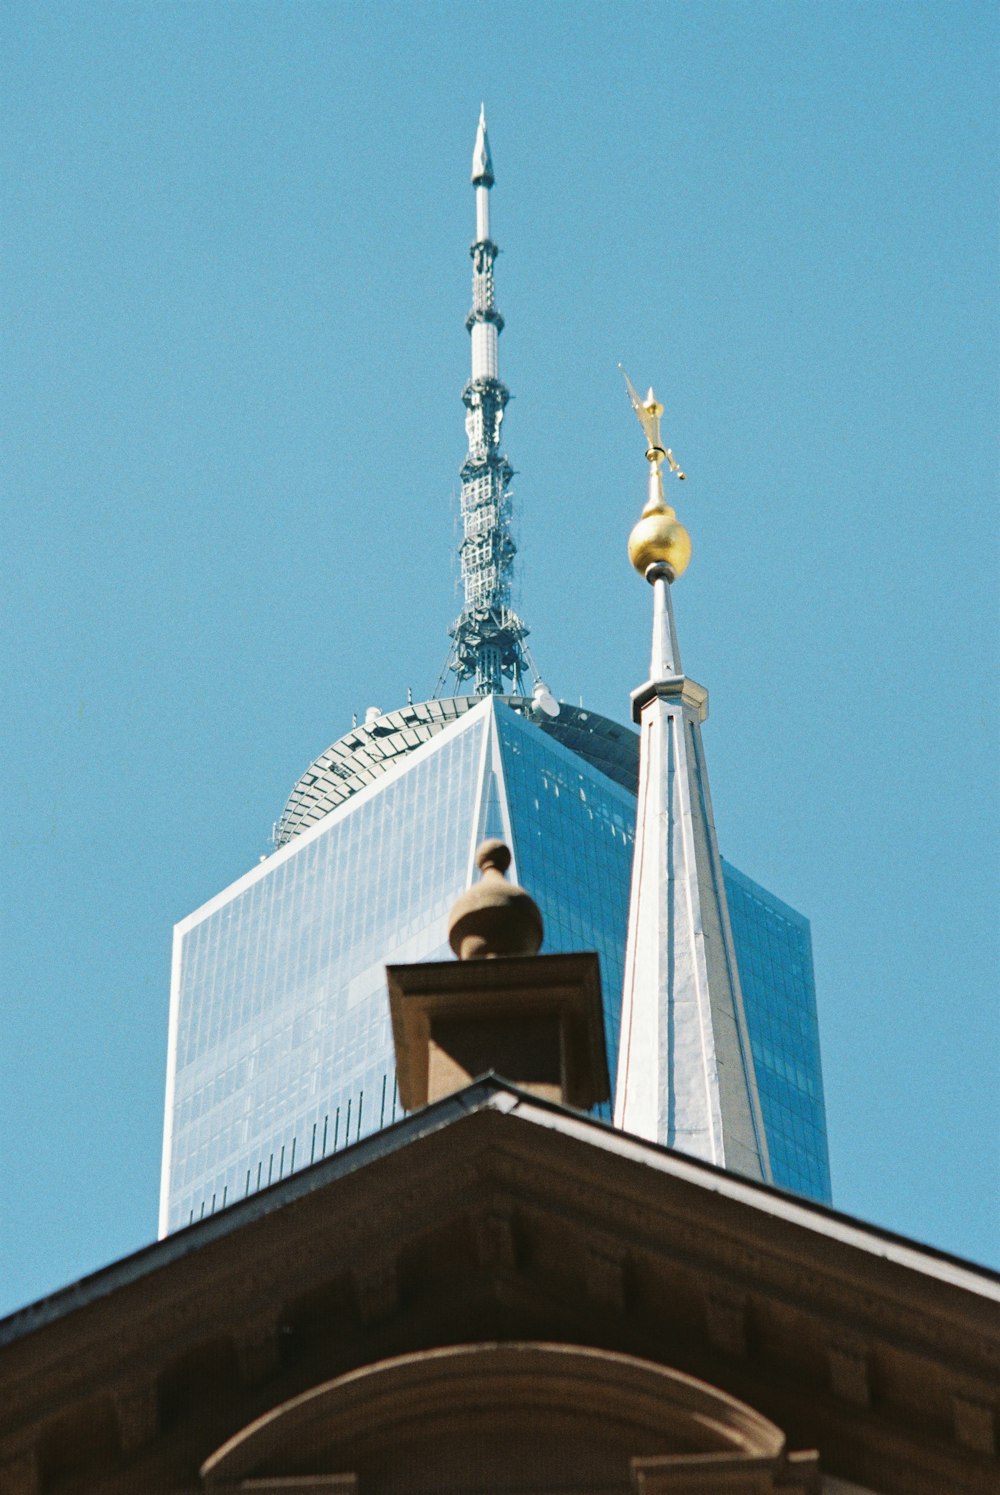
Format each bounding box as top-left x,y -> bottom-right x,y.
159,114 -> 831,1237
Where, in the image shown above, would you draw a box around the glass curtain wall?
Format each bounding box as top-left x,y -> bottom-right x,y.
162,697 -> 832,1234
162,708 -> 488,1235
725,863 -> 832,1202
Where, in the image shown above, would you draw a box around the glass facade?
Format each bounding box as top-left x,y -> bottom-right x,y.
161,696 -> 831,1234
496,708 -> 634,1096
725,863 -> 831,1202
161,709 -> 488,1235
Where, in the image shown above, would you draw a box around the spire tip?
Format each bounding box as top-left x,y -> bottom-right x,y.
472,105 -> 495,187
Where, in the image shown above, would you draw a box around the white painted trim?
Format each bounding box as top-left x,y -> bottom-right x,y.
689,720 -> 771,1180
466,699 -> 496,887
519,1096 -> 1000,1300
491,706 -> 517,879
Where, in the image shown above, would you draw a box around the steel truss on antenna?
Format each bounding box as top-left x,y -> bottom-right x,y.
445,111 -> 529,697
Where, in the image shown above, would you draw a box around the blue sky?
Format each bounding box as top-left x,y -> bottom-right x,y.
2,1 -> 997,1316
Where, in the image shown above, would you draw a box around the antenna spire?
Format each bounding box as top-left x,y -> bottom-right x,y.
447,110 -> 529,696
471,103 -> 494,188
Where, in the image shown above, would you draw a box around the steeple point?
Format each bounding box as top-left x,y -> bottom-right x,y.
615,375 -> 770,1182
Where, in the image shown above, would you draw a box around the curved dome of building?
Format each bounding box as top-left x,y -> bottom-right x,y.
274,696 -> 640,848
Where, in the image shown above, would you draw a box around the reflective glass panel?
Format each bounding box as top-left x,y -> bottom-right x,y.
163,699 -> 831,1231
724,861 -> 832,1202
163,710 -> 486,1233
495,703 -> 635,1099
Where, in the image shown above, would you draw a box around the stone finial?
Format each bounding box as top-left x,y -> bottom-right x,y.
447,840 -> 543,960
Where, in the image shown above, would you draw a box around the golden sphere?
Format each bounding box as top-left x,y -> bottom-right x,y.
628,504 -> 692,579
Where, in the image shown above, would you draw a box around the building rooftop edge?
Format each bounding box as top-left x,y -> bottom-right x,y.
273,695 -> 641,850
721,857 -> 812,929
271,699 -> 810,925
4,1076 -> 997,1347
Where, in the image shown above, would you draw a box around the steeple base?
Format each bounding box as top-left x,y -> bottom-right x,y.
631,676 -> 709,724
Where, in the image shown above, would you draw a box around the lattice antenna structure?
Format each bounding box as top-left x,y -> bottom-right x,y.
447,107 -> 529,696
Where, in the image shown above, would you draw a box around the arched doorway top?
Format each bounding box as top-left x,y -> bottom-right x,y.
202,1340 -> 789,1492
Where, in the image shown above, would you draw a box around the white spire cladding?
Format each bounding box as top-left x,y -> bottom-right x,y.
614,377 -> 770,1182
447,109 -> 529,696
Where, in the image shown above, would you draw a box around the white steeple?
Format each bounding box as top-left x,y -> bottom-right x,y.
614,377 -> 770,1181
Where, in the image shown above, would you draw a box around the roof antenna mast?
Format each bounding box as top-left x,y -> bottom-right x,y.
446,107 -> 530,696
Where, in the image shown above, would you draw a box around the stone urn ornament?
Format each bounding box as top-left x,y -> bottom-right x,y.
447,840 -> 544,961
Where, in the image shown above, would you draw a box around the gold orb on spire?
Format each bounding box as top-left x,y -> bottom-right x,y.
619,367 -> 692,582
628,500 -> 692,580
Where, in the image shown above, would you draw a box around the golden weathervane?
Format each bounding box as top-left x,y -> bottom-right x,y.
619,366 -> 686,486
619,366 -> 692,582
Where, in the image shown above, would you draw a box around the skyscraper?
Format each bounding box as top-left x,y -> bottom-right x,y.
159,113 -> 830,1237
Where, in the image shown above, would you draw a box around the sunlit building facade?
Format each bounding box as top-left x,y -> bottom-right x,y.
160,696 -> 830,1235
